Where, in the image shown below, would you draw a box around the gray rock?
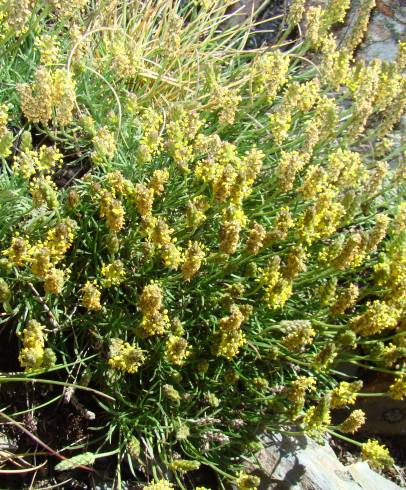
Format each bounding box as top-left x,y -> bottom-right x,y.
253,433 -> 402,489
255,433 -> 362,489
358,39 -> 399,62
347,462 -> 403,490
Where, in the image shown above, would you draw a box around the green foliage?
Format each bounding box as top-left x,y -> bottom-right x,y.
0,0 -> 405,488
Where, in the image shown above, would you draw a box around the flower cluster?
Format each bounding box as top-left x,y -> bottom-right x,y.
139,282 -> 170,336
18,320 -> 55,372
108,338 -> 145,374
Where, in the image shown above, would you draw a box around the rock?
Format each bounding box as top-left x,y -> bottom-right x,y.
254,433 -> 362,489
358,39 -> 400,62
251,433 -> 404,489
224,0 -> 264,27
356,374 -> 406,437
347,462 -> 403,490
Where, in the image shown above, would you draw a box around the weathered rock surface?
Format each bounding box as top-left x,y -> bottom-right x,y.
253,434 -> 402,490
347,462 -> 403,490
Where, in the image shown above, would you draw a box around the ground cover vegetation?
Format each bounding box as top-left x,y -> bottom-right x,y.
0,0 -> 405,488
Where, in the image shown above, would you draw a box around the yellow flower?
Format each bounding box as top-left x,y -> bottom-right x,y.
101,260 -> 126,287
340,409 -> 366,434
388,374 -> 406,401
330,284 -> 359,315
344,0 -> 376,54
213,304 -> 247,359
108,339 -> 145,374
251,51 -> 289,102
281,320 -> 315,351
276,151 -> 306,193
142,480 -> 174,490
92,127 -> 116,164
138,108 -> 163,164
100,192 -> 125,232
168,459 -> 200,473
287,0 -> 305,24
139,282 -> 163,316
44,268 -> 65,295
246,222 -> 266,255
18,320 -> 49,372
30,176 -> 59,209
82,280 -> 102,311
182,241 -> 205,281
166,336 -> 190,366
351,300 -> 400,336
331,381 -> 363,408
235,471 -> 260,490
361,439 -> 394,469
149,169 -> 170,195
3,235 -> 32,267
35,34 -> 60,66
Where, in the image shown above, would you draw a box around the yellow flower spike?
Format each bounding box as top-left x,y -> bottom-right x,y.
139,282 -> 164,316
246,222 -> 266,255
161,243 -> 183,270
305,6 -> 322,47
361,439 -> 394,469
142,480 -> 174,490
168,459 -> 200,473
251,51 -> 289,102
149,218 -> 174,248
388,374 -> 406,401
330,284 -> 359,315
324,0 -> 351,25
3,235 -> 32,268
30,176 -> 59,210
18,320 -> 51,372
134,183 -> 155,218
349,59 -> 381,137
181,241 -> 205,281
101,260 -> 126,287
137,108 -> 163,165
149,169 -> 170,195
326,149 -> 366,189
397,40 -> 406,71
303,395 -> 331,432
351,300 -> 400,336
0,104 -> 13,158
332,233 -> 365,270
235,471 -> 260,490
331,381 -> 363,408
165,336 -> 190,366
99,191 -> 125,232
340,409 -> 366,434
320,35 -> 352,90
44,268 -> 65,295
281,320 -> 315,351
344,0 -> 376,54
81,280 -> 102,311
45,218 -> 77,263
287,0 -> 305,25
17,66 -> 54,125
220,220 -> 241,255
211,84 -> 242,126
276,151 -> 306,193
138,282 -> 170,336
108,338 -> 145,374
92,127 -> 116,165
212,304 -> 247,359
269,110 -> 291,146
35,33 -> 60,66
283,245 -> 307,280
366,214 -> 390,252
